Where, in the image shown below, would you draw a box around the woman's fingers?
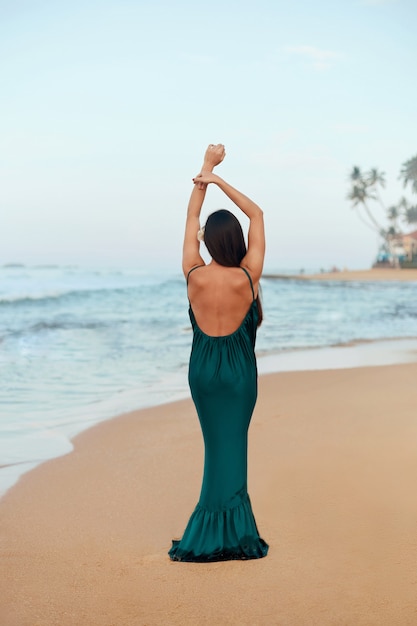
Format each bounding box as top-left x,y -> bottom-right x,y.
204,143 -> 226,167
193,175 -> 207,190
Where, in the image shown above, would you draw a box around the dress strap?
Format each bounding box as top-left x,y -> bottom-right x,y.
240,267 -> 255,300
186,264 -> 204,284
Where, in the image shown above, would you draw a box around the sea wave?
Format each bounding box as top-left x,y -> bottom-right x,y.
0,319 -> 117,343
0,275 -> 184,307
0,291 -> 81,305
0,284 -> 164,307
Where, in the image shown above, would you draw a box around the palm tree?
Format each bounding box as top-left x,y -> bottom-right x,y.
396,196 -> 417,228
367,168 -> 386,209
405,205 -> 417,226
400,155 -> 417,194
347,166 -> 382,233
387,205 -> 400,233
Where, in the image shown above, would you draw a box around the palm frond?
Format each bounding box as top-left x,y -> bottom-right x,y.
367,168 -> 386,188
405,206 -> 417,224
400,154 -> 417,194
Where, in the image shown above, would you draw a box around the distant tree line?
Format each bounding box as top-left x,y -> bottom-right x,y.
347,155 -> 417,259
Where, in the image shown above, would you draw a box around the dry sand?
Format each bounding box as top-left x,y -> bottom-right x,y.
1,363 -> 417,625
265,268 -> 417,282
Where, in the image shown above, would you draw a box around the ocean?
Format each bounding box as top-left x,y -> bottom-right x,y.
1,264 -> 416,496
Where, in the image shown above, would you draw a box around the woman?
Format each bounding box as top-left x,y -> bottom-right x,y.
169,144 -> 268,562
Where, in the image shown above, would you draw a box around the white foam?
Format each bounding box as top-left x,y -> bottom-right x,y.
257,337 -> 417,374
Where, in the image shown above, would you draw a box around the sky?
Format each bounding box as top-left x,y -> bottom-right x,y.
1,0 -> 417,272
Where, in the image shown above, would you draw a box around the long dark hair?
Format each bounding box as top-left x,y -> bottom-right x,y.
204,209 -> 263,326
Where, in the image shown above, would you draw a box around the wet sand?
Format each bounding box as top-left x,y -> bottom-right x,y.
1,363 -> 417,625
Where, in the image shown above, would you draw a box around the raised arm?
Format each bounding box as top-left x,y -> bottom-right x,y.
193,172 -> 265,281
182,145 -> 226,277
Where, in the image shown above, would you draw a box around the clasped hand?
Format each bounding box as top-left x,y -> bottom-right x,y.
194,143 -> 225,190
204,143 -> 225,167
193,171 -> 221,188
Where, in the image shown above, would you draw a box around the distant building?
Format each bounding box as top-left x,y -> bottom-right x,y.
400,230 -> 417,261
373,230 -> 417,268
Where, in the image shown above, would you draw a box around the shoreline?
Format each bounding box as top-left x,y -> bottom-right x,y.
1,362 -> 417,624
1,335 -> 417,499
264,267 -> 417,281
3,265 -> 417,501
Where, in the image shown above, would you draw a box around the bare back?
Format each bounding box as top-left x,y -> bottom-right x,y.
187,264 -> 256,337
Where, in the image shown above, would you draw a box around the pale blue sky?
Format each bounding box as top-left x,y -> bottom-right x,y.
1,0 -> 416,270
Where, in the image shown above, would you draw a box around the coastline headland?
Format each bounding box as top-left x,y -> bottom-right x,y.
264,268 -> 417,282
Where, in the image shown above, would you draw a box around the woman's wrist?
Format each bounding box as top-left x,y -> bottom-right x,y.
202,164 -> 214,172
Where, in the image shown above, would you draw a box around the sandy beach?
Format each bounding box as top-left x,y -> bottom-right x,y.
264,268 -> 417,282
1,362 -> 417,625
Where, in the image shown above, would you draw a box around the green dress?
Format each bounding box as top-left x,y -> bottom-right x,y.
169,266 -> 268,562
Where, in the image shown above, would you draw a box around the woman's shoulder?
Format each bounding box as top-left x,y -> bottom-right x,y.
189,265 -> 253,292
186,263 -> 206,281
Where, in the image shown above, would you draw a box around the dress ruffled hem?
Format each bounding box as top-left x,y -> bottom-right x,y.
168,494 -> 268,563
